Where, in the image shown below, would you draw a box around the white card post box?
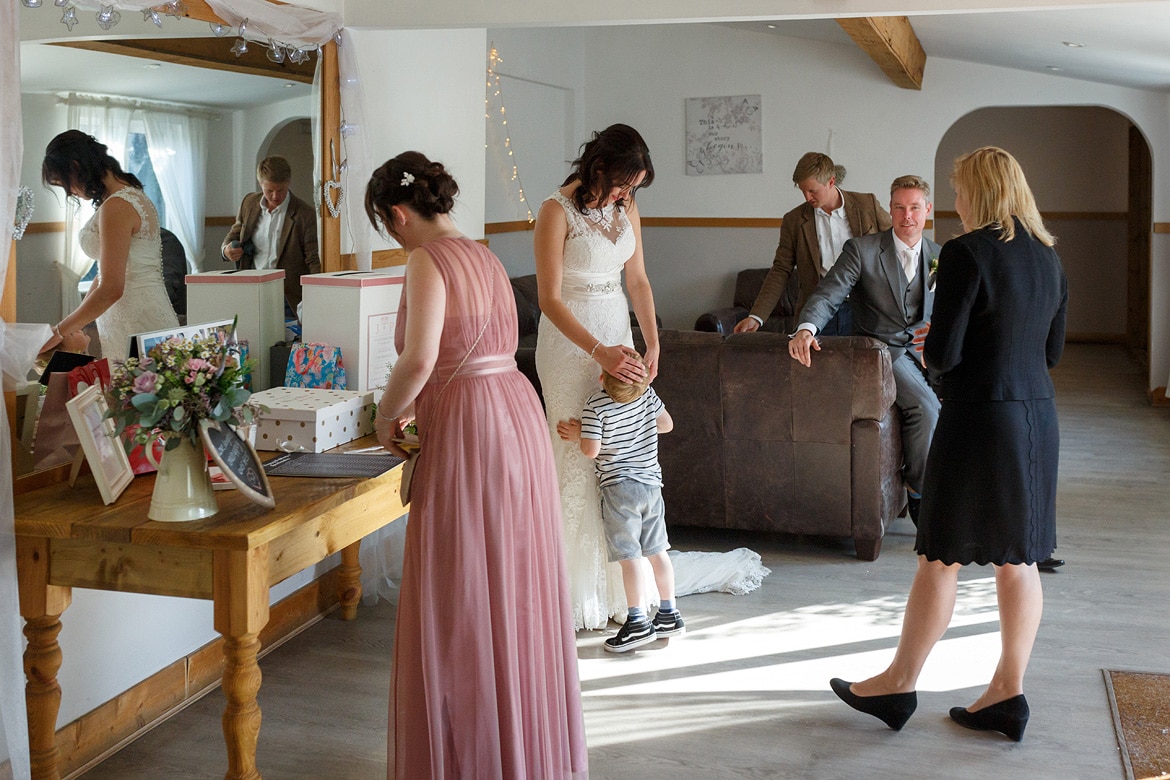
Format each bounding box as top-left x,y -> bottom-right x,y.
186,269 -> 286,391
301,270 -> 405,392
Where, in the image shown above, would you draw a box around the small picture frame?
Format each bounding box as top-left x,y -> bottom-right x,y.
65,384 -> 134,505
199,419 -> 276,509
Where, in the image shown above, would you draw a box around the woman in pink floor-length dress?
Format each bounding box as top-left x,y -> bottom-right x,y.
366,152 -> 588,779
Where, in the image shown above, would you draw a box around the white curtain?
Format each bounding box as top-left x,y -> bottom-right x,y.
142,110 -> 208,271
60,101 -> 132,320
2,2 -> 33,777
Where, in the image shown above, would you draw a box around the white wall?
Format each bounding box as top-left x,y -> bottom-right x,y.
486,23 -> 1170,386
346,28 -> 487,256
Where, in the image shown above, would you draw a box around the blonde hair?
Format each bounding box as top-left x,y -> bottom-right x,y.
601,355 -> 649,404
257,156 -> 292,184
890,175 -> 931,201
792,152 -> 845,186
950,147 -> 1054,246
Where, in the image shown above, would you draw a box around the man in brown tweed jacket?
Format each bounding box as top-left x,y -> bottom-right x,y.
735,152 -> 890,336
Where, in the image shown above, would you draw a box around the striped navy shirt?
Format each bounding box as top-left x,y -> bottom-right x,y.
579,386 -> 665,488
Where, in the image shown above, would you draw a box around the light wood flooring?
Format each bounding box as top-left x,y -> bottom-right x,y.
78,344 -> 1170,779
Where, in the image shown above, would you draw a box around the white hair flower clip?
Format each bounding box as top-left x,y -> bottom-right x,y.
400,172 -> 415,187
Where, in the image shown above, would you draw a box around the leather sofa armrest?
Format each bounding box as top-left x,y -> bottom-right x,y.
846,337 -> 897,421
694,306 -> 747,335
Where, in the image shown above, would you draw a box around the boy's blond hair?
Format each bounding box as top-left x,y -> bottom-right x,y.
601,355 -> 650,404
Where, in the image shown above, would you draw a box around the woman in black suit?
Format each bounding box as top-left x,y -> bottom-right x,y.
830,146 -> 1068,742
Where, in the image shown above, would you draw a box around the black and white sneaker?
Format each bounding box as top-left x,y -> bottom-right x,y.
652,609 -> 686,638
604,618 -> 656,653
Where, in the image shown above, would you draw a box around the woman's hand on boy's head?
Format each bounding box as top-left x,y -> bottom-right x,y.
642,344 -> 659,382
556,418 -> 582,442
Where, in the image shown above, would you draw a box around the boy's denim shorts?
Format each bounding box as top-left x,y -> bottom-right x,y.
599,479 -> 669,563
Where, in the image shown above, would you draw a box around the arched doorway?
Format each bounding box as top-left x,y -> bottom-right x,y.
258,117 -> 314,211
934,106 -> 1152,361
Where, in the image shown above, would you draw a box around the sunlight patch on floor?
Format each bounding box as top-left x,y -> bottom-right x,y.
581,697 -> 835,748
582,631 -> 1001,696
578,577 -> 1001,685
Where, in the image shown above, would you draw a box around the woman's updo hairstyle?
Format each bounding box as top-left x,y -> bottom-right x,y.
564,124 -> 654,214
365,151 -> 459,233
42,129 -> 143,207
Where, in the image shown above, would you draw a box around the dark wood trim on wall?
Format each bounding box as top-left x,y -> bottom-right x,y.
934,210 -> 1128,221
26,217 -> 237,234
1154,223 -> 1170,234
485,220 -> 535,234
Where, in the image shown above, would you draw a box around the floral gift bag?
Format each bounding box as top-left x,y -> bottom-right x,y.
284,342 -> 347,390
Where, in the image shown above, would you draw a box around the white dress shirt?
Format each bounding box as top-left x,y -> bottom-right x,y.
251,196 -> 289,270
813,190 -> 855,276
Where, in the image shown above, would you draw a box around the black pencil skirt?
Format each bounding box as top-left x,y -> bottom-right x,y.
915,397 -> 1059,566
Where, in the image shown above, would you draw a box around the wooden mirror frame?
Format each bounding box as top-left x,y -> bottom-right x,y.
9,0 -> 343,491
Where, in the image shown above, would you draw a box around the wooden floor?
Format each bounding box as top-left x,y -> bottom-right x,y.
78,344 -> 1170,780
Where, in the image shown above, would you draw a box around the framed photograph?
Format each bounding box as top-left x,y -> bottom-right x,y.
200,419 -> 276,509
129,318 -> 236,359
65,384 -> 134,505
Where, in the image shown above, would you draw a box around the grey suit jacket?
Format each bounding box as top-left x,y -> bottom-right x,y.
749,189 -> 892,322
798,229 -> 941,354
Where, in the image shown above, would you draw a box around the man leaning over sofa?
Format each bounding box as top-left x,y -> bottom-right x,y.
788,175 -> 940,526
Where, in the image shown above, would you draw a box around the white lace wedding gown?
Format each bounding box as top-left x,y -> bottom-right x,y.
536,192 -> 770,631
79,187 -> 179,362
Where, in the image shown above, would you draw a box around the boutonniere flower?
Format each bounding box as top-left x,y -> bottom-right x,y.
928,256 -> 938,292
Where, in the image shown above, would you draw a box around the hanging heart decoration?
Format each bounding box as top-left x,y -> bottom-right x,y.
323,180 -> 343,218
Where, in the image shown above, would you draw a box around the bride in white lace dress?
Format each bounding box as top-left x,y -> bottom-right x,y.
40,130 -> 178,360
535,125 -> 661,630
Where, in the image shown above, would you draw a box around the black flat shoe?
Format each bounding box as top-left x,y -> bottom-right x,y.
1037,557 -> 1065,572
829,678 -> 917,731
949,694 -> 1030,741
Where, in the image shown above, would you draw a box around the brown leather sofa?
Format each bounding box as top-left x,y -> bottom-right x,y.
635,329 -> 905,561
694,267 -> 799,335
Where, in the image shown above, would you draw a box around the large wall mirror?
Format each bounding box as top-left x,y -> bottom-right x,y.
13,4 -> 341,480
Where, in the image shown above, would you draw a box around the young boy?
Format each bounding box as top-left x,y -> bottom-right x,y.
557,357 -> 683,653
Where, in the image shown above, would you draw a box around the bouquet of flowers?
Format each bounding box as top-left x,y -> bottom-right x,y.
106,328 -> 260,452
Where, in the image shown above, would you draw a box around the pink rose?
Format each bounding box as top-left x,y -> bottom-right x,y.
132,371 -> 159,395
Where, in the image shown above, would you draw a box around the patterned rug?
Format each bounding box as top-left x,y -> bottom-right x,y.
1104,670 -> 1170,780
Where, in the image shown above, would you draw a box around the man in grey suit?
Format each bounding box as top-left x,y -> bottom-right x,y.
788,175 -> 941,524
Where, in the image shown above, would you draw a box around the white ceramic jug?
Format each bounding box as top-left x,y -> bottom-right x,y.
147,437 -> 218,522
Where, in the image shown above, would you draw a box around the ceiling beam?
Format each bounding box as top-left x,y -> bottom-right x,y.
836,16 -> 926,90
49,37 -> 315,84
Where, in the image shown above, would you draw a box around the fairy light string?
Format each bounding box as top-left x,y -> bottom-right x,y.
486,44 -> 533,223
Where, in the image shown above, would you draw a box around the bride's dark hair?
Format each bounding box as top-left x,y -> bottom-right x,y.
365,151 -> 459,235
563,124 -> 654,214
42,130 -> 143,208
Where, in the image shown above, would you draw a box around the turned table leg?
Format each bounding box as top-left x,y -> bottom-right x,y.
17,537 -> 72,780
214,547 -> 270,780
23,615 -> 64,780
338,541 -> 362,620
221,633 -> 263,780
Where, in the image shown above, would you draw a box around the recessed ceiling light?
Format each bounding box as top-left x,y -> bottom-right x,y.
283,82 -> 295,88
143,63 -> 162,69
1062,41 -> 1085,48
1046,65 -> 1064,71
767,24 -> 776,29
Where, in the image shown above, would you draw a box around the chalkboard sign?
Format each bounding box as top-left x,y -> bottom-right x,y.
199,419 -> 276,509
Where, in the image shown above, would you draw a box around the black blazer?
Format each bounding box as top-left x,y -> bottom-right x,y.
925,219 -> 1068,402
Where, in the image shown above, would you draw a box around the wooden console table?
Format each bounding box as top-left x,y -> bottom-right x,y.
14,440 -> 406,780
